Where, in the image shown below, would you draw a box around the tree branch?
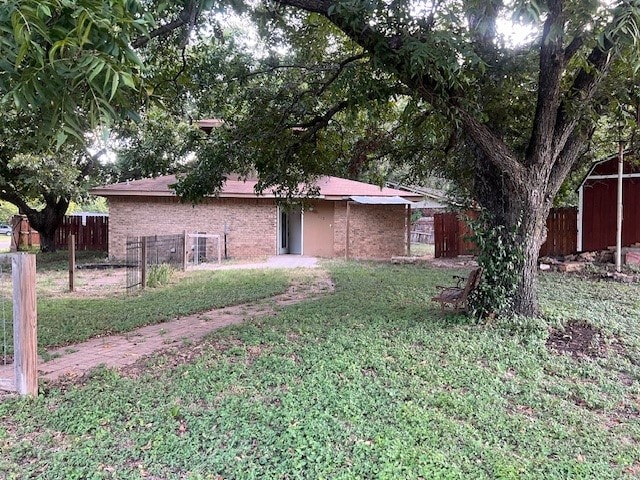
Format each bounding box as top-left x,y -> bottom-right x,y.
546,125 -> 591,199
525,0 -> 565,165
457,108 -> 526,184
316,53 -> 367,97
273,54 -> 369,131
241,53 -> 366,81
0,187 -> 36,216
552,35 -> 615,160
287,99 -> 350,133
564,35 -> 584,62
132,1 -> 199,49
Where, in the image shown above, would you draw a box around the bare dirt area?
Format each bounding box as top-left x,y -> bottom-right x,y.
39,267 -> 129,298
546,320 -> 625,359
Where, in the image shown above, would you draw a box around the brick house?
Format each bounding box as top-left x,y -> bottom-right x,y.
91,175 -> 423,260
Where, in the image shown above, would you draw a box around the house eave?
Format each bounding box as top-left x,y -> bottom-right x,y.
92,190 -> 423,202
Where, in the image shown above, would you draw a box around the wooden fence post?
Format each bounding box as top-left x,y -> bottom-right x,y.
68,234 -> 75,292
182,231 -> 187,271
12,253 -> 37,396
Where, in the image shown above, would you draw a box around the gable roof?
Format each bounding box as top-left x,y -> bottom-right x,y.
91,174 -> 424,201
577,151 -> 640,190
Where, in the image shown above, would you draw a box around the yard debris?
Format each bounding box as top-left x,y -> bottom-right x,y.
539,256 -> 561,265
577,251 -> 597,262
557,262 -> 584,273
597,250 -> 615,263
537,248 -> 639,283
626,251 -> 640,266
609,272 -> 635,283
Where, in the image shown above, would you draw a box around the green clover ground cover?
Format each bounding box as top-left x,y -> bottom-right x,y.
1,262 -> 639,479
3,268 -> 290,351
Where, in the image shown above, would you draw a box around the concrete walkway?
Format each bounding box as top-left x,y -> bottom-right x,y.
0,259 -> 331,393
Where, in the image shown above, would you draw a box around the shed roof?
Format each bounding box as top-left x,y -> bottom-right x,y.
578,152 -> 640,189
91,174 -> 424,201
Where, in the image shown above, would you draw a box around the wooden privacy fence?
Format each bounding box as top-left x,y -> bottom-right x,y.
434,210 -> 478,258
434,207 -> 577,258
11,215 -> 109,251
55,216 -> 108,251
539,207 -> 577,257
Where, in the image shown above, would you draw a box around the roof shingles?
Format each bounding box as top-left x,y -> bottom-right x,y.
91,175 -> 423,201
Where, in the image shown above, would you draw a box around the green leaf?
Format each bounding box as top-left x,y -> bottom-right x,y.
109,71 -> 120,100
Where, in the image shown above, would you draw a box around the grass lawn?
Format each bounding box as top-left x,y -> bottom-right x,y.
2,265 -> 290,352
1,262 -> 639,479
410,242 -> 435,257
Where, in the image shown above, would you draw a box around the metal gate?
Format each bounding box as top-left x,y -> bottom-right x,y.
126,234 -> 185,290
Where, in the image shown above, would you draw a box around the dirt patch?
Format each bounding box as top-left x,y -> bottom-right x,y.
546,320 -> 624,359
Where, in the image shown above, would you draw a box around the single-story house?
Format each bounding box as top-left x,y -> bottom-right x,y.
578,154 -> 640,251
91,175 -> 423,260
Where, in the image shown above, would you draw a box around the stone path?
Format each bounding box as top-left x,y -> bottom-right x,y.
0,267 -> 333,393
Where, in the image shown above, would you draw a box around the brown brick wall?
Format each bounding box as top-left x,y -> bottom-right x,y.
106,196 -> 407,260
333,202 -> 408,259
107,196 -> 277,260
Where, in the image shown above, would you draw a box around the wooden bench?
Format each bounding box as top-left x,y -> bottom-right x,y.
431,267 -> 483,312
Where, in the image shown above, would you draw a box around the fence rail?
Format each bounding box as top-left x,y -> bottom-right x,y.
434,208 -> 578,258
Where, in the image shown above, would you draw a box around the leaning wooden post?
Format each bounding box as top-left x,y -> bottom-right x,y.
68,234 -> 76,292
12,253 -> 37,396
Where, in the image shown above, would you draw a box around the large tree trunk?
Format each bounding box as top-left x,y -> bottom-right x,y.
510,191 -> 551,317
472,144 -> 552,317
24,197 -> 69,253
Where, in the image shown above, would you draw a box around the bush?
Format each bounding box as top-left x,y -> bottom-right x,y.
146,263 -> 174,288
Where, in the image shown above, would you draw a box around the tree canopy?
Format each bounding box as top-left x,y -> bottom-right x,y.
0,0 -> 154,250
141,0 -> 640,315
3,0 -> 640,313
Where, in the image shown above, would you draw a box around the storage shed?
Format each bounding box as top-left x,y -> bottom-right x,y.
91,175 -> 423,261
578,155 -> 640,251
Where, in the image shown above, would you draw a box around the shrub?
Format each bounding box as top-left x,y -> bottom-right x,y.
146,263 -> 174,288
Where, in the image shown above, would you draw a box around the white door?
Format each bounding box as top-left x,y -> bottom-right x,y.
278,206 -> 303,255
278,209 -> 289,254
289,206 -> 302,255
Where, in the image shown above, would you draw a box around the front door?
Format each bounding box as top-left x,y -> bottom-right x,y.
278,206 -> 302,254
279,209 -> 289,254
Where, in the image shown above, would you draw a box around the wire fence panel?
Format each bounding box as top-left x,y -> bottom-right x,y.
126,234 -> 186,291
186,234 -> 222,267
145,234 -> 185,269
126,237 -> 143,291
